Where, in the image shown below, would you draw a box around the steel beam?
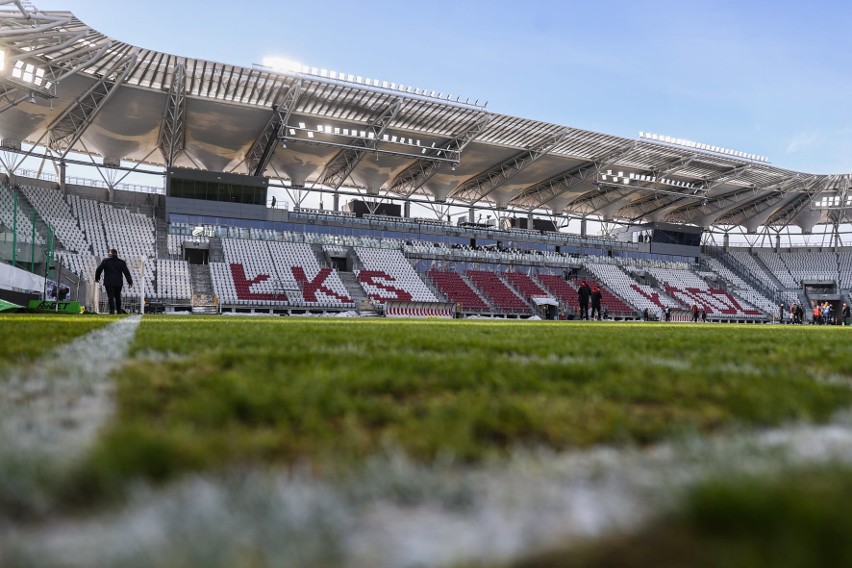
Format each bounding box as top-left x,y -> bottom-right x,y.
47,50 -> 138,157
767,176 -> 835,229
245,81 -> 302,176
317,98 -> 402,190
0,15 -> 71,39
157,62 -> 187,167
48,41 -> 113,83
700,163 -> 752,190
645,153 -> 698,179
511,140 -> 639,208
565,186 -> 633,218
449,127 -> 572,203
387,114 -> 491,197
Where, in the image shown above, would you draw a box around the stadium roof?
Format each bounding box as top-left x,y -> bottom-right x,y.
0,3 -> 850,232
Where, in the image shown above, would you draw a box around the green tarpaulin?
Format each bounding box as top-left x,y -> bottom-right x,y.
27,300 -> 82,314
0,299 -> 24,312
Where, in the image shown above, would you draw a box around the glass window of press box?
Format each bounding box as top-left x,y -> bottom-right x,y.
169,178 -> 266,205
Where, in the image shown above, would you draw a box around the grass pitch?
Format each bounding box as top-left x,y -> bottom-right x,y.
0,314 -> 111,370
4,314 -> 852,567
76,317 -> 852,493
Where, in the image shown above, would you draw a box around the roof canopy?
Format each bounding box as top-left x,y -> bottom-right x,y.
0,4 -> 850,231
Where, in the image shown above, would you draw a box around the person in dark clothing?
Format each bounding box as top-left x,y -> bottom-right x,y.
843,303 -> 850,326
590,286 -> 603,320
692,304 -> 699,322
577,280 -> 591,320
95,248 -> 133,314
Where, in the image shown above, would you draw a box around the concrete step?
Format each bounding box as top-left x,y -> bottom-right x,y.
191,305 -> 218,315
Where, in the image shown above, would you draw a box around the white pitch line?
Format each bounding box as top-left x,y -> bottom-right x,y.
6,418 -> 852,568
0,315 -> 142,462
3,324 -> 852,567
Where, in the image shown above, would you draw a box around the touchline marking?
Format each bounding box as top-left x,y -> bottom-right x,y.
0,315 -> 142,461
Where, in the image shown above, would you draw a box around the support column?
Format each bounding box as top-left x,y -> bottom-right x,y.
775,233 -> 780,252
527,211 -> 533,230
580,218 -> 587,238
59,160 -> 66,193
468,207 -> 475,223
333,192 -> 339,212
404,201 -> 410,218
723,232 -> 729,249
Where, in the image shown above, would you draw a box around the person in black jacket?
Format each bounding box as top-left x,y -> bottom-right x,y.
577,280 -> 591,320
95,248 -> 133,314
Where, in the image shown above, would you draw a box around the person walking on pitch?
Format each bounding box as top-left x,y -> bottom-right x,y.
95,248 -> 133,314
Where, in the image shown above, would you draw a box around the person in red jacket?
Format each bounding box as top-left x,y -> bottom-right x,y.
95,248 -> 133,314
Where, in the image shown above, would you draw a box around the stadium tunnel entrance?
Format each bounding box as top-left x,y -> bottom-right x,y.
184,243 -> 209,265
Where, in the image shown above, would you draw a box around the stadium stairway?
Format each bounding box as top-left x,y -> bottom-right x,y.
714,251 -> 779,302
309,243 -> 329,266
209,236 -> 225,263
752,253 -> 788,292
189,264 -> 217,314
155,219 -> 170,259
338,271 -> 376,315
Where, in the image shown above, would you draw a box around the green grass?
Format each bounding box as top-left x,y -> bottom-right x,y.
0,314 -> 113,372
71,317 -> 852,494
515,464 -> 852,568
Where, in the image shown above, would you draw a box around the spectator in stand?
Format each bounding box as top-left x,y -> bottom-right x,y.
95,248 -> 133,315
843,303 -> 850,326
590,286 -> 603,320
577,279 -> 591,320
692,303 -> 699,322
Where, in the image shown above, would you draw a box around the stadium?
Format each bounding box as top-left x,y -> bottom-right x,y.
2,2 -> 852,567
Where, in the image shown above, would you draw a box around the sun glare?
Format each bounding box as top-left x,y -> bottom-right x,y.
261,56 -> 302,73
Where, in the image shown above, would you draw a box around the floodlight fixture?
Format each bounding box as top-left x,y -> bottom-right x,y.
639,131 -> 769,163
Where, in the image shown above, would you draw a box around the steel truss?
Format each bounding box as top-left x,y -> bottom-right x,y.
511,140 -> 639,210
388,114 -> 492,197
449,127 -> 571,203
317,98 -> 402,191
157,62 -> 187,167
246,81 -> 302,176
47,50 -> 138,157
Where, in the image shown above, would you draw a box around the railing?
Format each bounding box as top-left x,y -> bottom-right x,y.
15,169 -> 164,194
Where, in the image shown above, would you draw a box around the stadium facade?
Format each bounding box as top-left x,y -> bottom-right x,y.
0,3 -> 850,322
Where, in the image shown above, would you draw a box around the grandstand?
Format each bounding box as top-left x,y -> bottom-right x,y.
0,3 -> 850,324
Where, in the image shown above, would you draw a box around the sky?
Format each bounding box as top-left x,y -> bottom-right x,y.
29,0 -> 852,176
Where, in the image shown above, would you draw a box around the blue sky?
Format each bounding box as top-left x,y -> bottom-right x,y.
33,0 -> 852,175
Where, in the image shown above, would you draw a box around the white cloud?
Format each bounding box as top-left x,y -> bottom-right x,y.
786,131 -> 820,154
